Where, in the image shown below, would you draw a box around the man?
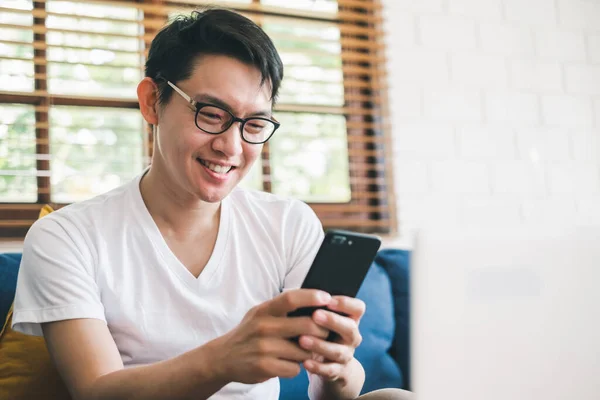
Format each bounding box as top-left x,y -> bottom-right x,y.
12,8 -> 409,400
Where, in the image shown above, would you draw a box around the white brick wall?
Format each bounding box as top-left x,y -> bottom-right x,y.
590,35 -> 600,64
383,0 -> 600,240
458,125 -> 517,160
485,91 -> 540,123
565,65 -> 600,95
419,16 -> 478,51
535,30 -> 587,62
509,60 -> 563,92
541,95 -> 594,127
448,0 -> 503,20
479,23 -> 535,56
504,0 -> 558,27
557,0 -> 600,32
451,54 -> 508,88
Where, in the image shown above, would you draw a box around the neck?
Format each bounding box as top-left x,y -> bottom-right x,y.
139,164 -> 221,239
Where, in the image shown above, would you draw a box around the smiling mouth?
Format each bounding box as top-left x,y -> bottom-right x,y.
197,158 -> 235,175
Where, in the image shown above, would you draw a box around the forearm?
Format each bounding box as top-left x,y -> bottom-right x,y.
87,339 -> 227,400
308,357 -> 365,400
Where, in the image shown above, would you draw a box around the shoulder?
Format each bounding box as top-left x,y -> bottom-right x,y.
26,178 -> 137,252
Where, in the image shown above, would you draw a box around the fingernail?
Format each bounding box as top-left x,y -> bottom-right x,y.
329,298 -> 339,307
314,310 -> 327,322
302,337 -> 314,347
318,291 -> 331,302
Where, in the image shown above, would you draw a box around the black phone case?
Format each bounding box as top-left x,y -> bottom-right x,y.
288,229 -> 381,320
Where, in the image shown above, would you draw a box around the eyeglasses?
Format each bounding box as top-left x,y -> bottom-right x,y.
166,80 -> 280,144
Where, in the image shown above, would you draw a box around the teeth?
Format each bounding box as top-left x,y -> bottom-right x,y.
199,159 -> 232,174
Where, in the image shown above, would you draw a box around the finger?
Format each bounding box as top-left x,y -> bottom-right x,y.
298,335 -> 354,365
260,357 -> 303,379
326,296 -> 366,321
303,359 -> 344,381
313,310 -> 362,347
261,289 -> 332,317
257,337 -> 313,363
255,316 -> 329,340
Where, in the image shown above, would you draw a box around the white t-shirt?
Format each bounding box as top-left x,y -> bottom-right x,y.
12,171 -> 324,400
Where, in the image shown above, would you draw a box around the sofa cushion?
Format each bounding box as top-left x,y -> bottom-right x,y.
278,259 -> 402,399
375,249 -> 411,390
0,253 -> 21,325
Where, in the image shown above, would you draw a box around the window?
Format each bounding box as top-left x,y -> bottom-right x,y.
0,0 -> 394,239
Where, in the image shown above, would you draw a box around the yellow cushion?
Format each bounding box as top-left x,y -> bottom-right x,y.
0,308 -> 71,399
0,204 -> 72,400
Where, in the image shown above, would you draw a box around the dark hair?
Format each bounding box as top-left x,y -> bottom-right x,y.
145,8 -> 284,105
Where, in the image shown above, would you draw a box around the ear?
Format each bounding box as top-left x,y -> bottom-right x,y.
137,77 -> 160,125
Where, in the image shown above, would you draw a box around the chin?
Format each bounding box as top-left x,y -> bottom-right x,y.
195,185 -> 234,203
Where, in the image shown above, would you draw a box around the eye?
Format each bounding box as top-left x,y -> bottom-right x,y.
199,111 -> 222,121
197,105 -> 229,125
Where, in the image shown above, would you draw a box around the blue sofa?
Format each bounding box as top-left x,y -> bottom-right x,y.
0,249 -> 411,399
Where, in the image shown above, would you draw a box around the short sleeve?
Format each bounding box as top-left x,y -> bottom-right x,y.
282,200 -> 325,291
11,215 -> 106,336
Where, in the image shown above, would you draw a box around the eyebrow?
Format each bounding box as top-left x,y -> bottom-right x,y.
194,93 -> 273,118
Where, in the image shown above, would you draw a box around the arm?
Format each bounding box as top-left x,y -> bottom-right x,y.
42,319 -> 226,400
42,290 -> 336,400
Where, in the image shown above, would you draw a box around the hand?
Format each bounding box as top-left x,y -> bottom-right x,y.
212,289 -> 331,384
298,296 -> 365,382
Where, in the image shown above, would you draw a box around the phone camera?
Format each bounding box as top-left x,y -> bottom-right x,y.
331,235 -> 346,245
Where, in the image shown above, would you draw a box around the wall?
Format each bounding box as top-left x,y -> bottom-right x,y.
383,0 -> 600,244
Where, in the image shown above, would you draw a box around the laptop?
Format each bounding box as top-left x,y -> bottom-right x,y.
411,225 -> 600,400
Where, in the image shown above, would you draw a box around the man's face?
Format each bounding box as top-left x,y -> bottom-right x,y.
154,54 -> 271,203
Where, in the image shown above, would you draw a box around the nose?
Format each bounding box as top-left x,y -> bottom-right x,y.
211,121 -> 244,158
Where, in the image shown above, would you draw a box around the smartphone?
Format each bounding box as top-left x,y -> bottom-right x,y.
288,229 -> 382,320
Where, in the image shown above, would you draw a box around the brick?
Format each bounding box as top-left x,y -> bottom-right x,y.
384,11 -> 415,50
458,125 -> 517,160
394,160 -> 430,194
590,34 -> 600,64
460,195 -> 522,226
558,0 -> 600,32
516,127 -> 571,162
394,122 -> 456,159
480,23 -> 535,56
571,130 -> 599,163
388,0 -> 444,13
504,0 -> 557,27
485,91 -> 539,124
535,30 -> 586,62
521,195 -> 578,224
397,194 -> 462,229
492,161 -> 547,194
548,162 -> 600,194
451,53 -> 508,88
419,16 -> 477,51
509,60 -> 563,92
541,95 -> 594,127
431,160 -> 490,193
388,50 -> 449,86
576,196 -> 600,224
389,83 -> 422,120
565,65 -> 600,95
448,0 -> 503,19
426,87 -> 483,122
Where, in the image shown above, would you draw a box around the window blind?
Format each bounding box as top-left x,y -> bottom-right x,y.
0,0 -> 396,239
